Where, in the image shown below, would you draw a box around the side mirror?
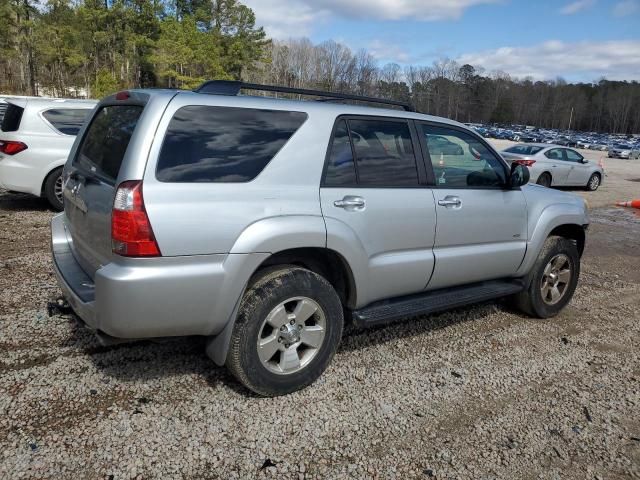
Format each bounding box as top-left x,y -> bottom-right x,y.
581,158 -> 588,164
509,163 -> 530,188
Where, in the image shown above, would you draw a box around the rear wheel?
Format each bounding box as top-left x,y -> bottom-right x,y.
43,167 -> 64,211
586,173 -> 601,191
512,236 -> 580,318
536,172 -> 552,188
226,266 -> 344,396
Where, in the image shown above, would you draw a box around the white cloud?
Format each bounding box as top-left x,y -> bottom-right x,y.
612,0 -> 640,16
243,0 -> 499,38
457,40 -> 640,81
368,40 -> 411,63
559,0 -> 595,14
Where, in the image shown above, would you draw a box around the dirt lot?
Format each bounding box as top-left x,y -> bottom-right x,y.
1,146 -> 639,479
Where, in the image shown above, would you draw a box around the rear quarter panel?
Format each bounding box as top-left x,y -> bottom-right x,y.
141,94 -> 334,257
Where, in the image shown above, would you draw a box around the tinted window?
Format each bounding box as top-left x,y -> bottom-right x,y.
157,106 -> 307,183
324,120 -> 356,186
504,145 -> 544,155
544,148 -> 563,160
348,119 -> 418,186
1,103 -> 24,132
564,149 -> 583,163
74,105 -> 143,182
421,124 -> 506,188
42,108 -> 92,135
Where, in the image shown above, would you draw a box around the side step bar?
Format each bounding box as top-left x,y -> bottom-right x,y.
352,279 -> 525,328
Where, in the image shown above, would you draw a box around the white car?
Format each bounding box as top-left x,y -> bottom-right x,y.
0,97 -> 97,209
501,143 -> 604,191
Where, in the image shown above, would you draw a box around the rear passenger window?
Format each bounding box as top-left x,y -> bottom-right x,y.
348,119 -> 418,186
324,120 -> 356,186
74,105 -> 143,182
42,108 -> 92,135
156,106 -> 307,183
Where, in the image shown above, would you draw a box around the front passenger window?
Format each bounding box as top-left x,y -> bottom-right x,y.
420,124 -> 506,188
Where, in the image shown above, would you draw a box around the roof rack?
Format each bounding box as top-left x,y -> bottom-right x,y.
194,80 -> 415,112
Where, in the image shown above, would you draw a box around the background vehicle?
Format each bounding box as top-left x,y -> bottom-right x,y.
52,82 -> 589,396
501,143 -> 604,190
608,144 -> 637,159
0,97 -> 96,209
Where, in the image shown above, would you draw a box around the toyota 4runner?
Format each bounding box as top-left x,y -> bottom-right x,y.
52,82 -> 589,396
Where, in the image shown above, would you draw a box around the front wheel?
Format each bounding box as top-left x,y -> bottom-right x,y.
43,167 -> 64,211
512,236 -> 580,318
226,266 -> 344,396
586,173 -> 601,191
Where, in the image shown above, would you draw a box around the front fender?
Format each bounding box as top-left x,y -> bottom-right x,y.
516,203 -> 588,276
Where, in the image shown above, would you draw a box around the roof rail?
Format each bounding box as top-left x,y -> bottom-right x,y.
194,80 -> 415,112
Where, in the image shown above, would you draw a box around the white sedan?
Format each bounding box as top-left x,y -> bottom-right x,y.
501,143 -> 604,191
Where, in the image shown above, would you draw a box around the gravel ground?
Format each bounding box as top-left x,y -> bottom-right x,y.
1,152 -> 639,479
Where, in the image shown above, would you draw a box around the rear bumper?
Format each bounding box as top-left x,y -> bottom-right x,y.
0,156 -> 42,196
51,213 -> 268,339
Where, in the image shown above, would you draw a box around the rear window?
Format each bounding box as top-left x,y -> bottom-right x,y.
42,108 -> 92,135
504,145 -> 544,155
156,106 -> 307,183
73,105 -> 143,183
1,103 -> 25,132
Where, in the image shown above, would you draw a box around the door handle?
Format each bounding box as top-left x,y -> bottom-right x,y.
438,196 -> 462,207
334,196 -> 365,210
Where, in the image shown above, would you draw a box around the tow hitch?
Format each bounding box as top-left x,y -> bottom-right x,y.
47,296 -> 73,317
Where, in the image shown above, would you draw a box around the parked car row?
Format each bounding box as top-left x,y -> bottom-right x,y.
0,96 -> 97,209
466,123 -> 640,159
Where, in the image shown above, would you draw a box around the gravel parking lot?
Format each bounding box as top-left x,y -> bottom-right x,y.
1,144 -> 639,479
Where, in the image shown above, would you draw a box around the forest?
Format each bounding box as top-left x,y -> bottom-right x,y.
1,0 -> 639,133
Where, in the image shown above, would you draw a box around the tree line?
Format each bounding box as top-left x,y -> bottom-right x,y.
1,1 -> 638,133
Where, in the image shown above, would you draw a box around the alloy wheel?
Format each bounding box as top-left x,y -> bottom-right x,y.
257,297 -> 327,375
540,254 -> 571,305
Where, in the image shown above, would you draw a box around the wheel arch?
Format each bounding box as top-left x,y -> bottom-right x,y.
537,171 -> 552,185
206,246 -> 358,367
253,247 -> 357,309
40,163 -> 64,196
548,224 -> 585,257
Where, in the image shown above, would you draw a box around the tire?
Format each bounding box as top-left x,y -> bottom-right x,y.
512,236 -> 580,319
585,172 -> 601,191
226,266 -> 344,396
536,172 -> 552,188
43,168 -> 64,211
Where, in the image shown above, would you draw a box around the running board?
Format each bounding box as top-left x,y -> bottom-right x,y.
351,279 -> 524,328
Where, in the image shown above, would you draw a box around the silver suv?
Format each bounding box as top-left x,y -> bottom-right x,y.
52,82 -> 589,396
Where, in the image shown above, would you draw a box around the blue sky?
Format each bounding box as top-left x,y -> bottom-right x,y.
242,0 -> 640,82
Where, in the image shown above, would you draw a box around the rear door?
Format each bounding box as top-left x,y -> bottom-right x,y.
320,116 -> 436,307
417,122 -> 527,290
64,103 -> 144,276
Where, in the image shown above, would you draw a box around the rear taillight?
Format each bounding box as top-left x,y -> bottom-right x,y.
514,159 -> 536,167
0,140 -> 28,155
111,180 -> 161,257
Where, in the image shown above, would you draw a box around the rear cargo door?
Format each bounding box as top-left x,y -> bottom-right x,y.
64,104 -> 144,276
